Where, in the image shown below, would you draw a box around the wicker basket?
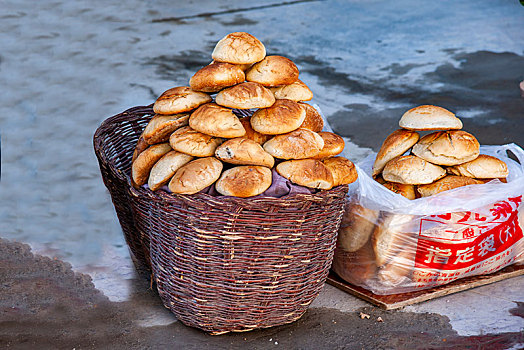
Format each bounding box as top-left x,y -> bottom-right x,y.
94,106 -> 154,273
94,106 -> 348,333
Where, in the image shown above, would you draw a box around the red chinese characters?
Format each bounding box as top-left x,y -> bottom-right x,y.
415,196 -> 523,270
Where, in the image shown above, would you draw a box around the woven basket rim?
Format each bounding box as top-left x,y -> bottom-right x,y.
129,181 -> 347,206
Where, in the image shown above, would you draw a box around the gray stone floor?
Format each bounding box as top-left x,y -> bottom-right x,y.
1,0 -> 523,348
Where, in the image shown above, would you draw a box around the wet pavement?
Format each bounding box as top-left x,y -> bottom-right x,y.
1,0 -> 524,348
2,239 -> 523,349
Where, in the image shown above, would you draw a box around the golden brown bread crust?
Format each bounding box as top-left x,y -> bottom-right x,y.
168,157 -> 223,194
332,241 -> 378,286
142,113 -> 190,145
382,181 -> 416,200
417,175 -> 482,197
210,60 -> 253,72
270,80 -> 313,101
189,103 -> 245,138
447,154 -> 508,178
263,129 -> 324,159
337,201 -> 379,252
132,135 -> 149,163
412,130 -> 480,166
276,159 -> 334,189
372,129 -> 420,177
399,105 -> 463,131
372,213 -> 414,266
131,143 -> 172,186
382,155 -> 446,185
215,166 -> 272,197
377,248 -> 416,287
189,62 -> 245,93
475,177 -> 508,184
215,82 -> 275,109
312,132 -> 345,159
147,151 -> 194,191
212,32 -> 266,64
239,117 -> 271,144
298,102 -> 324,132
246,55 -> 299,87
322,157 -> 358,186
169,126 -> 223,157
374,175 -> 387,184
153,86 -> 212,115
215,137 -> 274,168
251,99 -> 306,135
235,63 -> 253,71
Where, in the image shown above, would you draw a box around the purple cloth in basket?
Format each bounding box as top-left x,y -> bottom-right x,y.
198,169 -> 315,197
147,169 -> 315,198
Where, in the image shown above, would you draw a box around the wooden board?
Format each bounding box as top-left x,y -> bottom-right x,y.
326,263 -> 524,310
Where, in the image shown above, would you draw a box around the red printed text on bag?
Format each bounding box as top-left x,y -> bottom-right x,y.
414,196 -> 522,270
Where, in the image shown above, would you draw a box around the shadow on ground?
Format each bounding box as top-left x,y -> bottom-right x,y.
1,239 -> 522,349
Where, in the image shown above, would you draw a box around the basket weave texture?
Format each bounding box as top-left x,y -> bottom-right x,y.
94,106 -> 348,333
94,106 -> 154,272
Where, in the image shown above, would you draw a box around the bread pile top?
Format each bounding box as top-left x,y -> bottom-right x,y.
131,32 -> 357,197
372,105 -> 508,199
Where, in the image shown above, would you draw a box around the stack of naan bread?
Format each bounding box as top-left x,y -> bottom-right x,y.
373,105 -> 508,199
131,32 -> 357,197
334,105 -> 510,290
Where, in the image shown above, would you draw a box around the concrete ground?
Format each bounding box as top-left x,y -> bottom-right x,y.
1,0 -> 523,349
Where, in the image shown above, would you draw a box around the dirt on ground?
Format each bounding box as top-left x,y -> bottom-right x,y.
1,239 -> 522,350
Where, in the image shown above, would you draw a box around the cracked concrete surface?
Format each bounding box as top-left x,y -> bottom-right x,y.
0,0 -> 523,348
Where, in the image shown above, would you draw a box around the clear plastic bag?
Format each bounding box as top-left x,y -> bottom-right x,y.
332,143 -> 524,295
